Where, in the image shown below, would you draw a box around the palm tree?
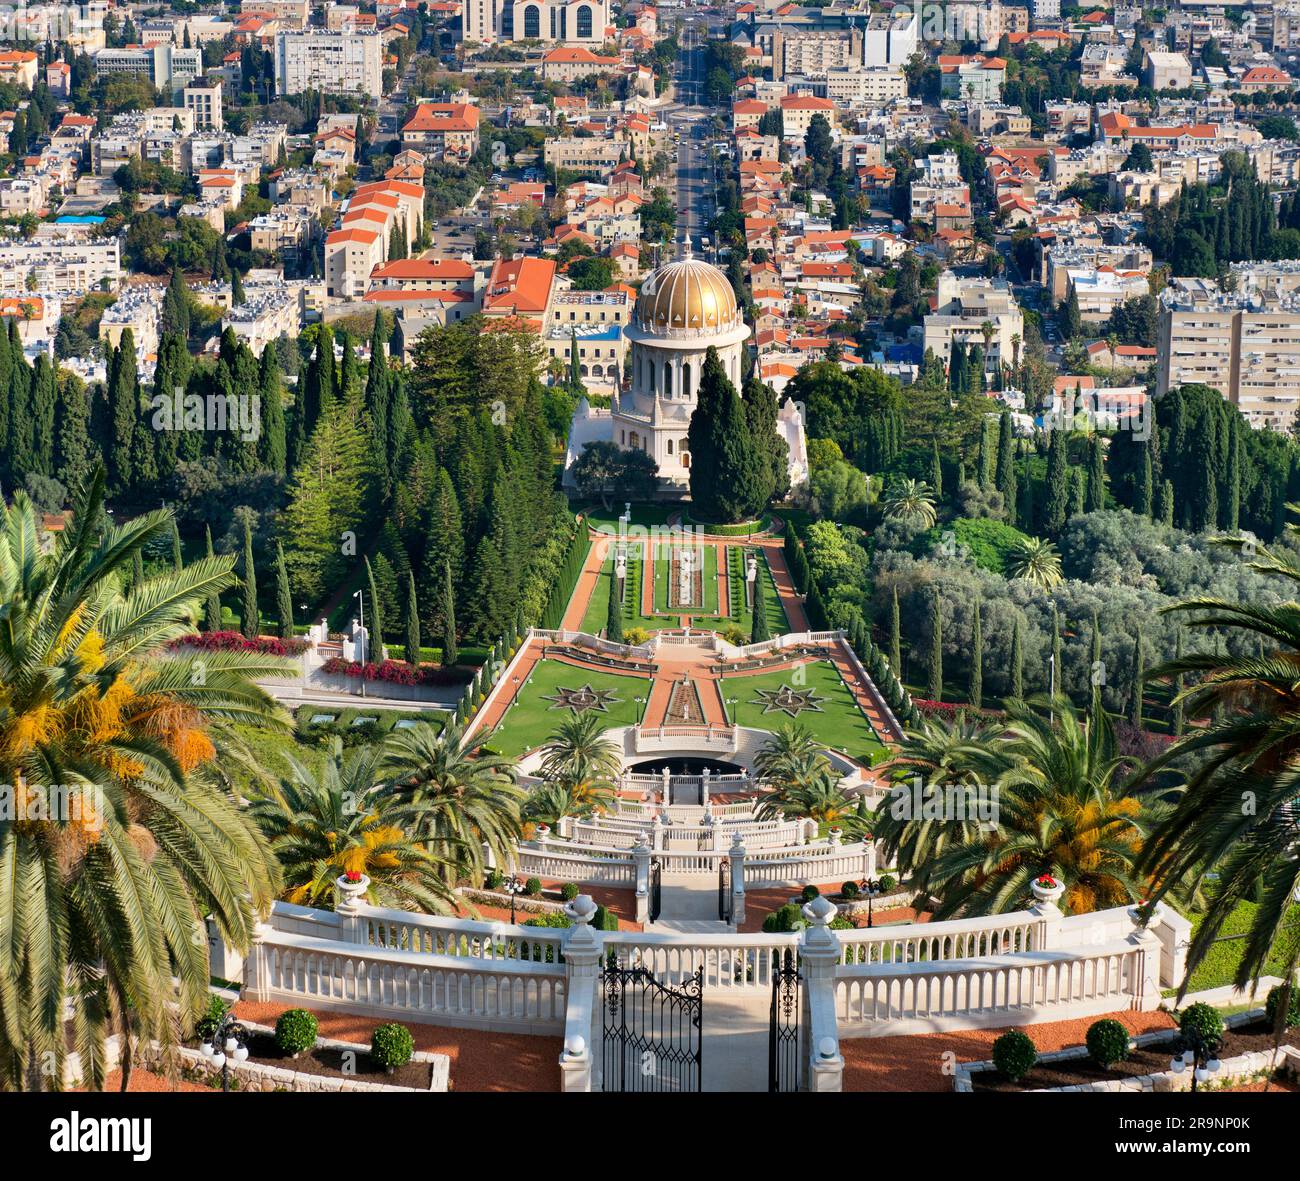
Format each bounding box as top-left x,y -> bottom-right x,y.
1105,332 -> 1120,381
523,778 -> 613,827
757,766 -> 856,827
874,711 -> 1007,895
0,473 -> 287,1091
753,721 -> 828,789
881,478 -> 937,528
1137,530 -> 1300,996
253,742 -> 459,914
539,712 -> 621,787
922,699 -> 1151,918
1009,536 -> 1063,589
378,719 -> 522,885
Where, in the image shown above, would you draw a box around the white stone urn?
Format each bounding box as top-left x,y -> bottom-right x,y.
335,872 -> 370,912
827,827 -> 843,847
1030,874 -> 1065,907
535,824 -> 551,846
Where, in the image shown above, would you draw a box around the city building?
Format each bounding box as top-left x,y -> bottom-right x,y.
184,77 -> 224,131
463,0 -> 610,46
923,271 -> 1024,373
274,29 -> 382,96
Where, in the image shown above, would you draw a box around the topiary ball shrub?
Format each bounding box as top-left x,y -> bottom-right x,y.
801,884 -> 820,903
1265,984 -> 1300,1030
485,868 -> 503,890
1086,1018 -> 1131,1069
762,902 -> 806,933
371,1023 -> 415,1073
1179,1002 -> 1225,1047
991,1030 -> 1037,1082
879,874 -> 896,893
841,880 -> 860,899
561,882 -> 580,902
274,1009 -> 318,1058
195,994 -> 230,1042
525,876 -> 542,897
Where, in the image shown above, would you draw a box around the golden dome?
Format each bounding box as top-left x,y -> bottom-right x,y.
635,256 -> 741,334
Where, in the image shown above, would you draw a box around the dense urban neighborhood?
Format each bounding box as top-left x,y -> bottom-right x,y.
1,0 -> 1300,1139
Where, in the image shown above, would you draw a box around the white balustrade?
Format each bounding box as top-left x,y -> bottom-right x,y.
513,844 -> 637,886
836,911 -> 1041,967
603,931 -> 798,989
833,942 -> 1146,1036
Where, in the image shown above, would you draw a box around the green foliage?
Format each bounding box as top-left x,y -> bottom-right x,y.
991,1030 -> 1037,1081
1265,984 -> 1300,1029
370,1023 -> 415,1070
688,347 -> 767,524
1178,1002 -> 1224,1047
1085,1018 -> 1131,1068
525,876 -> 542,896
561,882 -> 580,902
274,1009 -> 319,1056
195,994 -> 230,1041
840,880 -> 860,899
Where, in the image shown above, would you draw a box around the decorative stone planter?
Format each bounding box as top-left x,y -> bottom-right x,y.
335,872 -> 370,912
1031,876 -> 1065,906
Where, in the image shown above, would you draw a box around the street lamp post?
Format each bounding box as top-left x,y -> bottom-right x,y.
199,1012 -> 250,1092
1169,1030 -> 1222,1093
861,877 -> 881,929
503,874 -> 527,925
353,588 -> 365,698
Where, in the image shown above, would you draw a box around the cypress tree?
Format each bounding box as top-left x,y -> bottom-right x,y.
1051,604 -> 1063,698
54,375 -> 92,492
995,412 -> 1017,526
275,541 -> 294,640
605,563 -> 623,642
241,518 -> 258,639
338,329 -> 358,400
205,525 -> 222,631
1225,413 -> 1241,531
1085,435 -> 1105,512
161,266 -> 191,338
742,375 -> 787,504
1131,626 -> 1145,728
231,267 -> 245,306
1158,479 -> 1175,527
928,588 -> 942,702
969,598 -> 983,709
405,570 -> 421,668
365,555 -> 384,656
930,440 -> 943,500
258,343 -> 287,474
170,518 -> 183,571
751,563 -> 770,643
441,559 -> 458,666
7,325 -> 33,479
686,346 -> 765,524
1010,615 -> 1024,700
1136,440 -> 1154,517
0,312 -> 12,471
1044,427 -> 1069,533
889,584 -> 901,672
1089,606 -> 1102,705
30,353 -> 56,476
107,329 -> 138,495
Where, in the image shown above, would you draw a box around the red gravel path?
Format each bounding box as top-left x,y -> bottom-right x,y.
233,999 -> 562,1092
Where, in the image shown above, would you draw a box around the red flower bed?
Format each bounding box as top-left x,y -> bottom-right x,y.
912,699 -> 1004,718
170,631 -> 310,656
320,656 -> 466,687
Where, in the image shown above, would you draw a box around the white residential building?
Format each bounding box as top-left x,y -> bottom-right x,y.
274,29 -> 382,96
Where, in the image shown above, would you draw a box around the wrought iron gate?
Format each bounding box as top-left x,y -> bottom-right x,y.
649,858 -> 662,922
600,964 -> 703,1092
769,949 -> 802,1092
718,858 -> 731,922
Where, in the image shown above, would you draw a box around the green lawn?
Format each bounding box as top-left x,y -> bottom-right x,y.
652,543 -> 719,615
723,661 -> 886,766
485,658 -> 650,758
577,545 -> 789,638
575,502 -> 677,534
1165,899 -> 1300,996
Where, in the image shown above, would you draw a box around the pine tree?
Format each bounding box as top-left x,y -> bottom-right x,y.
969,598 -> 982,709
241,517 -> 258,639
1131,625 -> 1145,728
1010,615 -> 1024,700
751,562 -> 770,643
275,541 -> 294,639
365,311 -> 392,496
928,588 -> 942,702
365,555 -> 384,656
889,584 -> 901,672
441,559 -> 458,666
605,563 -> 623,642
204,525 -> 222,631
405,570 -> 421,668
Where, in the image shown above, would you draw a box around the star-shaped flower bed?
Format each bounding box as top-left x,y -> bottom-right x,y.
752,684 -> 825,717
544,684 -> 618,713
